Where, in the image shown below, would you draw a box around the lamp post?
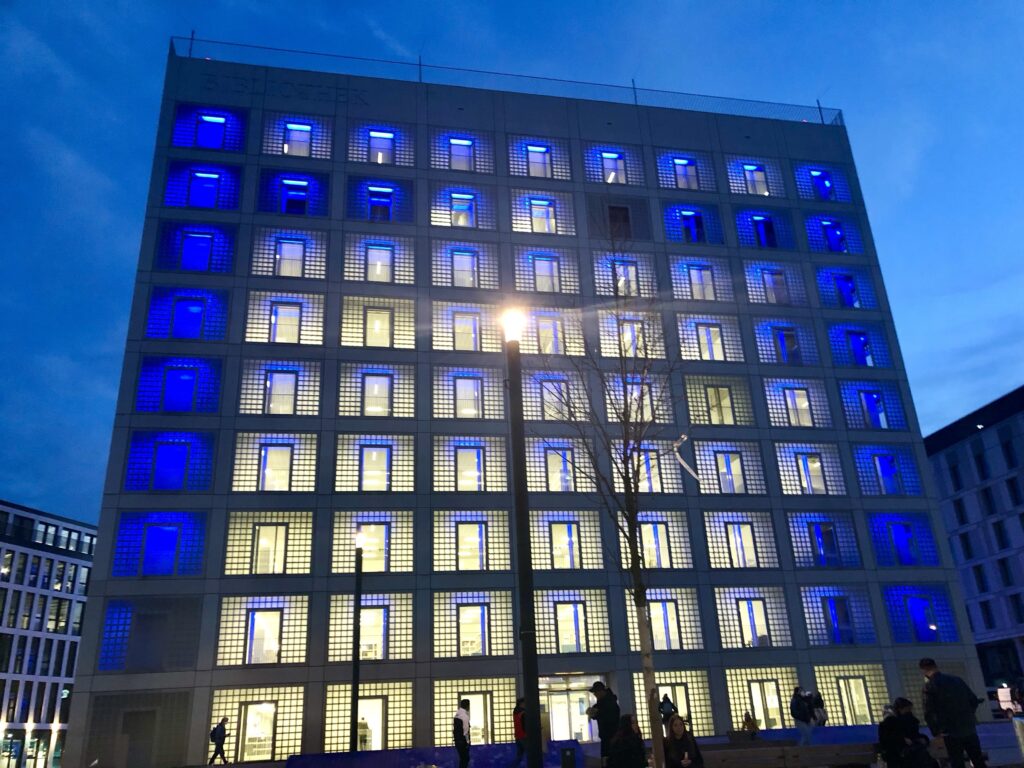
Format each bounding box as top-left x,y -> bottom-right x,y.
349,529 -> 367,753
501,309 -> 543,768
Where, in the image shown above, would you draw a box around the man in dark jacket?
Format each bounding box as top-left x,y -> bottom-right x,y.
208,717 -> 229,765
790,687 -> 814,746
919,658 -> 987,768
587,681 -> 621,762
453,699 -> 471,768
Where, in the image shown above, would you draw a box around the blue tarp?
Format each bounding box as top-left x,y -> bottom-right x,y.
286,740 -> 583,768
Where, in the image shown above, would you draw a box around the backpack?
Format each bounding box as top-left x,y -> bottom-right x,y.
210,728 -> 218,743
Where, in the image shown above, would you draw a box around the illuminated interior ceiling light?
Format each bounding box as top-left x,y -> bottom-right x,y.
743,164 -> 760,171
281,179 -> 309,186
368,186 -> 394,193
450,138 -> 473,146
527,145 -> 548,153
193,172 -> 220,179
673,158 -> 691,165
680,210 -> 696,217
451,193 -> 475,199
199,115 -> 226,123
286,123 -> 312,132
752,215 -> 766,221
601,151 -> 621,159
369,130 -> 394,138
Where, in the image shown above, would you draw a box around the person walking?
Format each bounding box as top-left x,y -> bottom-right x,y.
663,714 -> 703,768
587,681 -> 621,763
790,687 -> 815,746
659,694 -> 679,730
453,698 -> 472,768
208,717 -> 229,765
919,658 -> 987,768
508,698 -> 526,768
607,714 -> 646,768
878,697 -> 936,768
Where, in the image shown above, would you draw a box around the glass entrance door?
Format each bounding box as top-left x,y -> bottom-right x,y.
239,701 -> 276,762
539,675 -> 598,743
357,697 -> 385,750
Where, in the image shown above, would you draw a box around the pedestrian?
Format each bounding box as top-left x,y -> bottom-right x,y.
208,717 -> 229,765
878,697 -> 937,768
659,694 -> 679,728
919,658 -> 988,768
663,714 -> 703,768
810,690 -> 828,726
790,686 -> 815,746
586,681 -> 621,763
607,714 -> 646,768
741,711 -> 759,736
453,698 -> 471,768
509,698 -> 526,768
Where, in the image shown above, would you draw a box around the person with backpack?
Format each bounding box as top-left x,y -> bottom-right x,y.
209,717 -> 229,765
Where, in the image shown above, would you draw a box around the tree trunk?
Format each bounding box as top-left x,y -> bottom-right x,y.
627,525 -> 664,768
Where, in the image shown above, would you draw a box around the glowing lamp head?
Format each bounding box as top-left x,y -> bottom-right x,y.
354,530 -> 367,550
501,308 -> 527,344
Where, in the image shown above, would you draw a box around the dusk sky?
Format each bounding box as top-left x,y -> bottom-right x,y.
2,1 -> 1022,523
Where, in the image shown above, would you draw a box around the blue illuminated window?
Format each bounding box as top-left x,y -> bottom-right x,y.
187,171 -> 220,208
602,152 -> 626,184
762,270 -> 790,304
847,331 -> 874,366
546,448 -> 575,492
808,522 -> 840,567
366,244 -> 394,283
141,524 -> 179,576
451,193 -> 477,228
835,274 -> 860,308
171,298 -> 205,339
533,255 -> 560,292
907,596 -> 939,642
527,145 -> 551,178
889,522 -> 918,566
680,211 -> 705,243
773,326 -> 801,364
152,442 -> 189,490
810,169 -> 835,201
530,199 -> 556,233
743,164 -> 769,196
283,122 -> 312,157
821,220 -> 847,252
859,390 -> 888,429
716,452 -> 745,494
873,453 -> 901,495
162,367 -> 197,412
368,186 -> 393,221
195,114 -> 227,149
752,215 -> 777,248
449,138 -> 474,171
280,179 -> 309,215
673,158 -> 699,190
369,130 -> 394,164
180,233 -> 213,271
455,446 -> 485,491
452,250 -> 479,288
822,597 -> 854,644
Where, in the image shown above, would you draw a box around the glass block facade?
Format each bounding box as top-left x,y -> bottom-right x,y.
72,50 -> 979,767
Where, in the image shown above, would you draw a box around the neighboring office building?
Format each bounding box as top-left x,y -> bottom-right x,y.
0,500 -> 95,768
65,38 -> 982,768
925,384 -> 1024,692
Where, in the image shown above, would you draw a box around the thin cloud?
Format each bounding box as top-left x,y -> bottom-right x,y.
365,16 -> 414,60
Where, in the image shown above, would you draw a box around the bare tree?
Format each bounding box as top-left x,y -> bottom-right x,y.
521,211 -> 697,768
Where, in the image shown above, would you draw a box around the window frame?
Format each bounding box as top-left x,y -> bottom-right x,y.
368,131 -> 395,165
453,375 -> 484,419
452,311 -> 481,352
251,522 -> 289,575
456,520 -> 488,571
358,444 -> 393,492
696,323 -> 725,361
706,385 -> 735,425
283,122 -> 312,157
795,452 -> 827,495
715,451 -> 746,494
457,602 -> 490,656
743,164 -> 769,196
529,199 -> 556,234
549,521 -> 582,569
454,445 -> 486,492
162,366 -> 198,412
269,301 -> 302,344
365,243 -> 395,284
451,249 -> 480,288
725,522 -> 758,568
736,597 -> 771,647
782,387 -> 813,427
367,186 -> 394,221
673,158 -> 699,190
540,379 -> 570,421
612,259 -> 640,297
258,443 -> 294,492
545,447 -> 575,492
449,137 -> 475,172
363,307 -> 394,348
361,372 -> 394,417
554,600 -> 588,653
533,254 -> 561,293
450,193 -> 477,228
527,145 -> 552,177
639,521 -> 671,568
264,369 -> 299,415
601,152 -> 626,184
245,608 -> 283,665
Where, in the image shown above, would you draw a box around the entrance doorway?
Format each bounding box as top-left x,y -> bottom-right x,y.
539,675 -> 598,743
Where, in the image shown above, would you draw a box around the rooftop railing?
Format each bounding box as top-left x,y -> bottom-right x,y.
170,36 -> 844,126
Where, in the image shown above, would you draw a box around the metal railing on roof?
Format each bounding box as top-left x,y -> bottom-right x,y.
170,36 -> 844,126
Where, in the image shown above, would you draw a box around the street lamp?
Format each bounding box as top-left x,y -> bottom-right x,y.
349,529 -> 367,753
501,308 -> 543,768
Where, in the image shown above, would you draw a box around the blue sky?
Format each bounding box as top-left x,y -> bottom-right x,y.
1,1 -> 1022,522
